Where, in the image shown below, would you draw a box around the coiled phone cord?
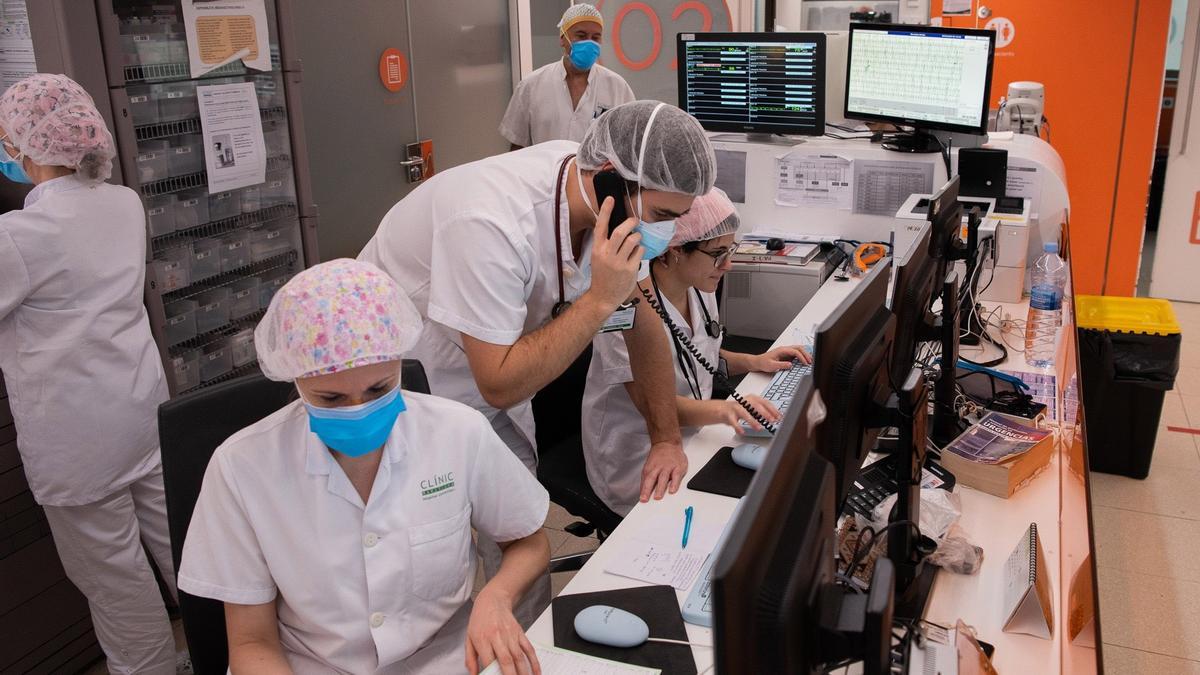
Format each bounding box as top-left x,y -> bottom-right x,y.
638,283 -> 779,434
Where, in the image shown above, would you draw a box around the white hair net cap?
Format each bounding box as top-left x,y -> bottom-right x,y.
670,187 -> 739,246
255,259 -> 423,382
577,100 -> 716,196
559,3 -> 604,33
0,73 -> 116,183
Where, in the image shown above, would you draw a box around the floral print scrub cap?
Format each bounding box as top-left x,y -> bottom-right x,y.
0,73 -> 116,183
255,259 -> 423,381
669,187 -> 740,247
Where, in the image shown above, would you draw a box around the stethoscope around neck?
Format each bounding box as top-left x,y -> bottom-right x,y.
649,263 -> 724,400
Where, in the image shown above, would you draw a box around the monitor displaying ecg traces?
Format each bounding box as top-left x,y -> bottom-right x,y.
678,32 -> 826,136
845,24 -> 995,134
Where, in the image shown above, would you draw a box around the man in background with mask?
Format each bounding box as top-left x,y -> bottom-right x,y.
360,100 -> 715,626
500,3 -> 634,150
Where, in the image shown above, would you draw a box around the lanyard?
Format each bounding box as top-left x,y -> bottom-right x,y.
551,154 -> 575,318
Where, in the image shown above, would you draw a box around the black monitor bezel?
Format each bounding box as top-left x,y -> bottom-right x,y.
843,23 -> 996,136
889,222 -> 938,388
677,31 -> 827,136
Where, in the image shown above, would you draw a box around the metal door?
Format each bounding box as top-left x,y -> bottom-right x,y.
287,0 -> 513,261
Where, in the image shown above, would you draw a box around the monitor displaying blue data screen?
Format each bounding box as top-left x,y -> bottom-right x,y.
677,32 -> 826,136
845,24 -> 996,134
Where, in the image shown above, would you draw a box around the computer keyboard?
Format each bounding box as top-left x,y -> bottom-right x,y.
682,500 -> 745,627
843,452 -> 956,520
740,350 -> 814,438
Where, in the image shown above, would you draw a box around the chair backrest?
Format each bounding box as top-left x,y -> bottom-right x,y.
159,360 -> 430,675
531,345 -> 592,450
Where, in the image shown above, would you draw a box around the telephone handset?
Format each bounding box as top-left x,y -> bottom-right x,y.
639,275 -> 779,435
592,170 -> 631,230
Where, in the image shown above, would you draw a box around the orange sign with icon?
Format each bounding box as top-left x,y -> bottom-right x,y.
379,48 -> 408,93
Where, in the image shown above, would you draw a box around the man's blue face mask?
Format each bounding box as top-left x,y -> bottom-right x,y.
568,39 -> 601,70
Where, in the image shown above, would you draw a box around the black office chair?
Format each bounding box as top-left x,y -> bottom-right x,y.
532,345 -> 622,573
159,362 -> 430,675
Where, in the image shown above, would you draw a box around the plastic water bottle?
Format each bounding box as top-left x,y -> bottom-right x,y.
1025,242 -> 1066,367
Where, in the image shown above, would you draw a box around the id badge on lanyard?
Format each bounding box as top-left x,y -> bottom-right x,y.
598,300 -> 637,333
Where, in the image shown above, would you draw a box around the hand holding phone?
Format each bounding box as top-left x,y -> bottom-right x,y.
587,195 -> 642,311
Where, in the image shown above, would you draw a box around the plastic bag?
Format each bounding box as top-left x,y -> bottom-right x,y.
1080,328 -> 1180,390
927,524 -> 985,575
860,487 -> 963,541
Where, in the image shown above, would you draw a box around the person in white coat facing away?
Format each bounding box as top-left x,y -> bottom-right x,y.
0,74 -> 178,673
179,259 -> 550,675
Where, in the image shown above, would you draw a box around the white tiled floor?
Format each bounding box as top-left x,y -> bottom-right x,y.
1091,300 -> 1200,673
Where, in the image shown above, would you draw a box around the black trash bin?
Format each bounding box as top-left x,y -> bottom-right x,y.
1076,296 -> 1181,479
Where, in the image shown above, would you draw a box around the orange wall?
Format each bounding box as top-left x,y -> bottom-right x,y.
932,0 -> 1170,295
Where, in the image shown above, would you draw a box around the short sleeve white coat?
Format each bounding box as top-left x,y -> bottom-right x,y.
499,60 -> 635,147
178,392 -> 549,674
0,176 -> 168,506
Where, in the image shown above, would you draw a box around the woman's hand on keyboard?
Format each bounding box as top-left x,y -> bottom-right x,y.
708,395 -> 781,432
752,345 -> 813,372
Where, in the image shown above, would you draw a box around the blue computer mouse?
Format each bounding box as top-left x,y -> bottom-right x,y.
731,443 -> 767,471
574,605 -> 650,648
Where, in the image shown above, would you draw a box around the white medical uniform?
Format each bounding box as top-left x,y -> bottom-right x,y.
178,392 -> 549,675
0,175 -> 175,673
582,288 -> 720,516
499,60 -> 634,147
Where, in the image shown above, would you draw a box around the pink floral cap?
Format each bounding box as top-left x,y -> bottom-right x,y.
255,259 -> 423,382
0,73 -> 115,182
670,187 -> 739,247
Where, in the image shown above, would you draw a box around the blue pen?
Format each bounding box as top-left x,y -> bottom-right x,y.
682,506 -> 694,549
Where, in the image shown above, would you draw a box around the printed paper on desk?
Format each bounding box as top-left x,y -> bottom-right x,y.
480,643 -> 660,675
1006,158 -> 1042,207
604,541 -> 707,591
182,0 -> 272,78
775,152 -> 854,209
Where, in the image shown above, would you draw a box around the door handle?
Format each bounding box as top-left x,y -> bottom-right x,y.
399,157 -> 424,166
402,140 -> 434,183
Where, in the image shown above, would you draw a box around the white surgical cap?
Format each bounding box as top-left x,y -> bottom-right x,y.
255,259 -> 423,382
0,73 -> 116,183
670,188 -> 739,246
577,100 -> 716,196
559,3 -> 603,33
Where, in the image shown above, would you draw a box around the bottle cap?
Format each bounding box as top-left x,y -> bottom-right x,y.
1043,242 -> 1059,254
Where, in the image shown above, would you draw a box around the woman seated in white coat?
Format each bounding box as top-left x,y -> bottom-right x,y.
581,188 -> 812,516
178,259 -> 550,675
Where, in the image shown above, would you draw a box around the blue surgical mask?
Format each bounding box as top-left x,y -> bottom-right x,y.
303,384 -> 406,457
568,39 -> 601,70
0,141 -> 31,185
633,187 -> 676,260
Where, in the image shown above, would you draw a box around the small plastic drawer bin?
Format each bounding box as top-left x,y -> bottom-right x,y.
127,90 -> 160,126
163,299 -> 197,345
228,276 -> 261,319
240,185 -> 262,213
174,189 -> 209,231
191,238 -> 222,281
229,329 -> 257,367
262,173 -> 296,208
258,271 -> 291,309
249,225 -> 293,262
135,140 -> 170,184
130,29 -> 171,66
208,190 -> 241,221
168,134 -> 204,177
160,82 -> 198,121
150,245 -> 192,292
200,339 -> 233,382
145,194 -> 176,237
166,29 -> 188,63
170,349 -> 201,393
194,287 -> 232,334
219,232 -> 252,273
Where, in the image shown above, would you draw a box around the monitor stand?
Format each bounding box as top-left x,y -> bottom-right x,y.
710,132 -> 805,146
882,130 -> 943,153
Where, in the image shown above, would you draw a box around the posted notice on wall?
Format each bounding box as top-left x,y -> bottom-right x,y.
198,82 -> 266,192
181,0 -> 271,78
0,1 -> 36,91
776,152 -> 854,209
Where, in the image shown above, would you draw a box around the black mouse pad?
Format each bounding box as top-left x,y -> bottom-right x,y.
551,585 -> 697,675
687,446 -> 755,498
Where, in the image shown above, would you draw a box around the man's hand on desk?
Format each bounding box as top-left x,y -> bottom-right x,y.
639,441 -> 688,502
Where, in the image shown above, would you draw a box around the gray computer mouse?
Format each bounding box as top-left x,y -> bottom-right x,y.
731,443 -> 767,471
574,605 -> 650,648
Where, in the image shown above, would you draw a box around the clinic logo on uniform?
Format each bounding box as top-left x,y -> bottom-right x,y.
420,472 -> 456,500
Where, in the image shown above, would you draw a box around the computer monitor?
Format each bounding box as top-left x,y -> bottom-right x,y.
711,377 -> 893,674
844,23 -> 996,152
812,259 -> 896,503
678,32 -> 826,136
888,222 -> 938,388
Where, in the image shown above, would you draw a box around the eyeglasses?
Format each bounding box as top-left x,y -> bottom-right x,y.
695,246 -> 735,268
